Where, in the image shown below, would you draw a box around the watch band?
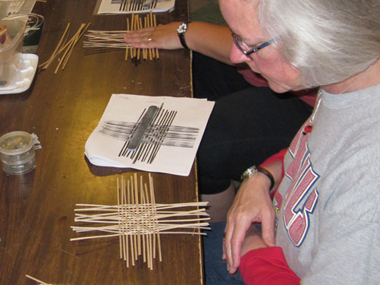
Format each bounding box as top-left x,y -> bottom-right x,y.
177,22 -> 189,49
257,166 -> 275,190
241,165 -> 275,190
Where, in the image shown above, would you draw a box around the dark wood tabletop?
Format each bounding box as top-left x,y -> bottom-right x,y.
0,1 -> 204,284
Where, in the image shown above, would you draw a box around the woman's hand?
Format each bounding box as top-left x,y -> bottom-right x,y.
124,21 -> 234,64
240,225 -> 267,257
223,172 -> 276,275
123,22 -> 183,50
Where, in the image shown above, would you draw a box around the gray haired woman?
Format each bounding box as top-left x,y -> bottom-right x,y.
221,0 -> 380,283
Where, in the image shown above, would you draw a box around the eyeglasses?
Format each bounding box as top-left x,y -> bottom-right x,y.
232,32 -> 281,59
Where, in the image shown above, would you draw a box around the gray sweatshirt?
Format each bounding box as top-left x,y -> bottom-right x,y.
274,84 -> 380,284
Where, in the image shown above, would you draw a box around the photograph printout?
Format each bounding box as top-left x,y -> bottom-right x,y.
85,94 -> 215,176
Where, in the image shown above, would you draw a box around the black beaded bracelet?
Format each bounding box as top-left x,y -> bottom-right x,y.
257,166 -> 275,190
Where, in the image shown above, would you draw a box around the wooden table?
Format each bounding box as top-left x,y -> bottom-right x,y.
0,1 -> 204,284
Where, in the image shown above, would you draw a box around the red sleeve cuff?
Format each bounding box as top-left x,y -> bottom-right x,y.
260,149 -> 287,168
260,149 -> 287,196
240,247 -> 300,285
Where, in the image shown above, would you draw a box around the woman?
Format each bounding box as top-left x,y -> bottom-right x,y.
221,0 -> 380,283
124,19 -> 316,222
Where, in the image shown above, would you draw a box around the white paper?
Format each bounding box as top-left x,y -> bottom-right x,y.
97,0 -> 175,14
85,94 -> 215,176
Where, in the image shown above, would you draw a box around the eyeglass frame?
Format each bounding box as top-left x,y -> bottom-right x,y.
232,32 -> 281,59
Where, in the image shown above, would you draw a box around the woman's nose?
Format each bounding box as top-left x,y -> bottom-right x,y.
230,43 -> 251,64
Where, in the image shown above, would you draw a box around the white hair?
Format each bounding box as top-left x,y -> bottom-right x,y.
258,0 -> 380,88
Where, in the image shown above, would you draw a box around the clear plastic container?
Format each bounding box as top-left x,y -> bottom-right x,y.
0,15 -> 28,87
0,2 -> 12,20
0,131 -> 36,175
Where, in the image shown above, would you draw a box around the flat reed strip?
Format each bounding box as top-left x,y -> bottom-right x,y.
25,275 -> 53,285
39,22 -> 90,73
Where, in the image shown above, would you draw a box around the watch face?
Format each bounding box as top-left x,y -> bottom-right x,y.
241,166 -> 257,180
247,166 -> 257,174
178,23 -> 187,33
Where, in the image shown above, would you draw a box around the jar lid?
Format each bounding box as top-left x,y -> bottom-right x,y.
0,131 -> 34,155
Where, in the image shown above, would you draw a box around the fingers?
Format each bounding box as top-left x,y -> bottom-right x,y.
123,22 -> 184,50
123,32 -> 156,49
123,27 -> 155,43
223,198 -> 244,273
223,223 -> 236,273
261,208 -> 276,247
224,213 -> 253,274
124,32 -> 154,43
230,217 -> 251,273
126,26 -> 155,36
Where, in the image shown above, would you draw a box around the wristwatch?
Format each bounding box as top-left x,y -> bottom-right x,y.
177,22 -> 189,49
241,165 -> 275,190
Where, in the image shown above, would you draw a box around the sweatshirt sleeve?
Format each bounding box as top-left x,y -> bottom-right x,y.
240,247 -> 300,285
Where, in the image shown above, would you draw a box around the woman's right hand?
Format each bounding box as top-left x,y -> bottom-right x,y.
223,172 -> 277,275
123,22 -> 183,50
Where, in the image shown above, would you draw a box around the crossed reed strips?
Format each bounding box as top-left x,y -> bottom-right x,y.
83,12 -> 159,61
71,173 -> 210,269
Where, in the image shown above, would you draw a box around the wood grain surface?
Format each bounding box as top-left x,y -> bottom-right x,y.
0,1 -> 203,284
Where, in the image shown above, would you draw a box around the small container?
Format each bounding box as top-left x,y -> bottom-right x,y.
0,131 -> 36,175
